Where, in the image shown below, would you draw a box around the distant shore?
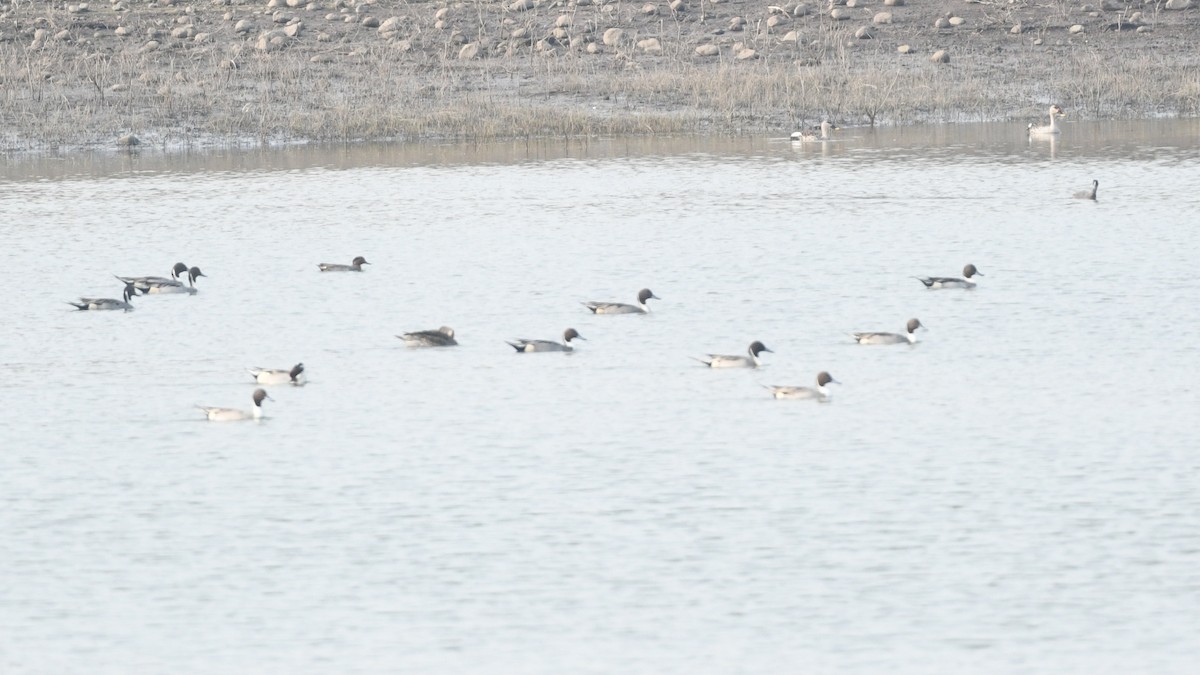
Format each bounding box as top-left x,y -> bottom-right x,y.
1,0 -> 1198,153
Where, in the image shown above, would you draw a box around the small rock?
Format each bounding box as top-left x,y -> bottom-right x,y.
509,0 -> 535,10
55,29 -> 72,40
729,16 -> 746,30
1135,25 -> 1152,32
115,26 -> 129,36
1010,23 -> 1023,34
1164,0 -> 1192,9
234,19 -> 253,33
641,3 -> 658,15
846,0 -> 860,6
735,47 -> 757,59
1033,38 -> 1043,45
792,5 -> 809,16
930,49 -> 949,63
284,22 -> 302,37
378,17 -> 403,33
170,26 -> 193,39
670,0 -> 686,11
781,30 -> 799,41
272,12 -> 292,24
435,8 -> 449,20
602,27 -> 623,45
193,32 -> 211,43
883,0 -> 904,5
766,15 -> 785,28
556,14 -> 572,27
873,12 -> 892,24
360,16 -> 379,28
897,43 -> 911,53
637,37 -> 662,53
831,8 -> 851,19
1100,0 -> 1122,8
116,134 -> 140,147
586,42 -> 601,53
1069,24 -> 1084,33
459,42 -> 480,59
948,16 -> 965,26
109,83 -> 128,92
139,40 -> 160,53
855,26 -> 873,39
695,43 -> 720,56
934,17 -> 949,28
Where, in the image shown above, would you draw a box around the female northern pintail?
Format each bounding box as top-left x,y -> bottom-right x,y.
318,256 -> 370,272
851,318 -> 924,345
116,262 -> 188,290
1074,179 -> 1099,200
197,388 -> 271,421
1027,104 -> 1065,136
694,341 -> 773,368
791,120 -> 838,142
248,363 -> 305,385
507,328 -> 585,353
139,266 -> 206,294
916,264 -> 983,289
398,326 -> 458,347
68,284 -> 136,312
583,288 -> 660,315
765,371 -> 839,401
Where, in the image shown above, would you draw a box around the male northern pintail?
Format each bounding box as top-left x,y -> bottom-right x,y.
131,266 -> 206,294
916,264 -> 983,290
583,288 -> 660,315
851,318 -> 924,345
398,326 -> 458,347
765,371 -> 839,401
117,262 -> 188,291
1027,104 -> 1065,136
507,328 -> 585,353
197,388 -> 271,421
1074,179 -> 1099,200
318,256 -> 370,272
68,283 -> 136,312
248,363 -> 305,385
791,120 -> 838,142
694,341 -> 773,368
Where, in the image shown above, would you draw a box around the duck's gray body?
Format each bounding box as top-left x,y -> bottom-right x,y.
852,318 -> 923,345
197,388 -> 271,421
1074,179 -> 1099,200
508,328 -> 584,353
119,265 -> 205,294
765,372 -> 838,401
319,256 -> 370,272
69,284 -> 136,312
696,341 -> 772,368
249,363 -> 305,385
400,326 -> 458,347
583,288 -> 659,315
916,264 -> 982,290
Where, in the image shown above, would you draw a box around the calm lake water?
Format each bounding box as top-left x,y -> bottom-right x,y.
2,120 -> 1199,673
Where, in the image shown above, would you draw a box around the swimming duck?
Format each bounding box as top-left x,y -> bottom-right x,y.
1027,105 -> 1065,136
791,120 -> 838,142
318,256 -> 370,272
765,371 -> 839,400
1073,179 -> 1099,200
582,288 -> 660,315
916,264 -> 983,289
68,283 -> 136,312
398,326 -> 458,347
139,266 -> 206,294
507,328 -> 585,353
197,388 -> 271,421
851,318 -> 923,345
116,262 -> 188,291
248,363 -> 305,385
694,341 -> 773,368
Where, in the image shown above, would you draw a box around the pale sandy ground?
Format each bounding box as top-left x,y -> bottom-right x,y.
0,0 -> 1198,152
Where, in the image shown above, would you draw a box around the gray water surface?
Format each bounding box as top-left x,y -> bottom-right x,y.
2,120 -> 1199,673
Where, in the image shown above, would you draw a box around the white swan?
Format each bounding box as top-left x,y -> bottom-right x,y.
1027,105 -> 1065,136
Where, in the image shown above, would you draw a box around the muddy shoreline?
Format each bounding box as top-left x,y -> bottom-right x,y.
1,0 -> 1198,153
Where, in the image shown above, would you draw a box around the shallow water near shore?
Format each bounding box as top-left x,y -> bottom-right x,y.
2,120 -> 1199,673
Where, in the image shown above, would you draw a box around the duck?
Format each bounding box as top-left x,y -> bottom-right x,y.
791,120 -> 838,142
197,388 -> 271,421
248,363 -> 305,385
694,341 -> 773,368
851,318 -> 924,345
116,262 -> 188,290
398,326 -> 458,347
582,288 -> 660,315
68,283 -> 136,312
915,264 -> 983,289
764,371 -> 839,401
507,328 -> 585,353
1074,179 -> 1099,200
139,266 -> 207,294
1027,105 -> 1065,136
318,256 -> 370,272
